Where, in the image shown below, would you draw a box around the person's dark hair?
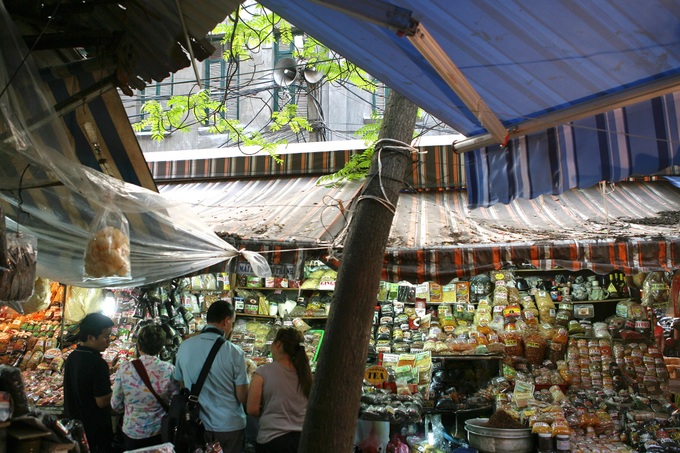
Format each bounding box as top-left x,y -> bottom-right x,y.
275,327 -> 313,398
206,300 -> 235,324
78,313 -> 114,342
137,325 -> 166,356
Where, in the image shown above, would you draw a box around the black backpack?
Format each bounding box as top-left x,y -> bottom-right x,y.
161,336 -> 225,452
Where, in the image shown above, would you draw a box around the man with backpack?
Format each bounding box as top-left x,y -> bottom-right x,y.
174,300 -> 250,453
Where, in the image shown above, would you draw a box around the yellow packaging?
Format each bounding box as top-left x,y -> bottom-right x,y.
429,283 -> 443,302
456,282 -> 470,303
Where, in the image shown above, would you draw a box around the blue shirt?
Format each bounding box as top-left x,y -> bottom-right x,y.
174,329 -> 249,432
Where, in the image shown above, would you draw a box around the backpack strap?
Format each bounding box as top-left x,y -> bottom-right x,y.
191,336 -> 226,397
132,359 -> 169,412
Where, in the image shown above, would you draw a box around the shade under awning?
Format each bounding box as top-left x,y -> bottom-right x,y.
385,180 -> 680,283
0,5 -> 263,289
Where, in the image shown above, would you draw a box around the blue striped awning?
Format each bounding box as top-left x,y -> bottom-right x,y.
258,0 -> 680,151
465,92 -> 680,208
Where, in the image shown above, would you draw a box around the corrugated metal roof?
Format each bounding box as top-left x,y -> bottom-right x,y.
158,177 -> 680,251
158,177 -> 364,244
389,180 -> 680,249
7,0 -> 241,92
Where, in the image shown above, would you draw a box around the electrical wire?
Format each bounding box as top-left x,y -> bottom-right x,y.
0,0 -> 63,102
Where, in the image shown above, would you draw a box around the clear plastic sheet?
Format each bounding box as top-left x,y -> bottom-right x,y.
0,3 -> 270,289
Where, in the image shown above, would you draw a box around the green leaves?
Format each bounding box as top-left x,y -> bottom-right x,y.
129,2 -> 381,166
271,104 -> 312,133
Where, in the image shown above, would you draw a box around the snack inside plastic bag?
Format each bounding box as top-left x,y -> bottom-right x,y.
84,206 -> 131,279
0,232 -> 37,313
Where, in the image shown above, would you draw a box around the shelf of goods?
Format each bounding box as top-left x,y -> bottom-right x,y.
360,268 -> 676,453
230,313 -> 326,370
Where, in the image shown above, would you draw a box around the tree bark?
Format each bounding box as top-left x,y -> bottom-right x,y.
299,91 -> 419,452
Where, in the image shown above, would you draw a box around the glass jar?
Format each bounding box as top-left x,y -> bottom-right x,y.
555,434 -> 570,452
538,432 -> 554,453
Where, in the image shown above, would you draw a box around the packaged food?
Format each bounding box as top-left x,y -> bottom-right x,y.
574,304 -> 594,319
83,207 -> 130,279
641,271 -> 670,308
501,330 -> 524,357
549,328 -> 569,362
524,332 -> 547,365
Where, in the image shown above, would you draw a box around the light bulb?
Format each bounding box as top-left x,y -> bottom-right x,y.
102,291 -> 117,317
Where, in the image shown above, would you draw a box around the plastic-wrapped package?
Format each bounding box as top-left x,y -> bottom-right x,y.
84,206 -> 131,280
0,232 -> 37,312
21,277 -> 51,314
641,272 -> 670,308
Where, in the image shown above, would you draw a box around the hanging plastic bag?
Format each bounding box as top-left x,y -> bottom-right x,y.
0,232 -> 37,313
84,206 -> 131,280
21,277 -> 51,314
641,271 -> 670,308
240,250 -> 272,278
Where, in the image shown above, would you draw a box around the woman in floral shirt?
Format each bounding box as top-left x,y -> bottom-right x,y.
112,324 -> 179,450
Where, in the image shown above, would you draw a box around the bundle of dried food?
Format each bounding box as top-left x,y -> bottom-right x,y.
485,408 -> 525,429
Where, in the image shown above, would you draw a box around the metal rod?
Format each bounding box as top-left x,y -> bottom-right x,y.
174,0 -> 202,89
408,23 -> 508,146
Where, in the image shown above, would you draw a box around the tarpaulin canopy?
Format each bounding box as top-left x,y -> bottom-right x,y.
254,0 -> 680,207
465,92 -> 680,208
258,1 -> 680,146
0,3 -> 269,289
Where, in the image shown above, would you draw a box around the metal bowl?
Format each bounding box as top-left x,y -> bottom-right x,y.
464,418 -> 535,453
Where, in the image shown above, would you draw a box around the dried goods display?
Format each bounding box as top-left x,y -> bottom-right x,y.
367,268 -> 679,453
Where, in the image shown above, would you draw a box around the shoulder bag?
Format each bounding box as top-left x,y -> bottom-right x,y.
161,336 -> 226,451
132,359 -> 170,412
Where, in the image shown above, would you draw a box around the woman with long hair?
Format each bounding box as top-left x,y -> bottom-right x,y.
246,327 -> 313,453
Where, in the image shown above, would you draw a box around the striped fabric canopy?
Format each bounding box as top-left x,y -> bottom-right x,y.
465,93 -> 680,208
385,180 -> 680,283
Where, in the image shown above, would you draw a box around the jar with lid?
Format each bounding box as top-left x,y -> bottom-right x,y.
538,432 -> 554,453
555,303 -> 574,326
555,433 -> 570,452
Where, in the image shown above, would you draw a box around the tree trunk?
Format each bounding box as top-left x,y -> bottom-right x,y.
299,91 -> 419,452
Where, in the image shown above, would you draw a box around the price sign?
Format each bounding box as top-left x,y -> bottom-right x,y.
364,365 -> 388,386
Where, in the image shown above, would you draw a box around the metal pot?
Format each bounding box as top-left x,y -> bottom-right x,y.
465,418 -> 535,453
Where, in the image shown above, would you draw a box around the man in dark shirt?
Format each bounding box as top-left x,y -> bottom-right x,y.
63,313 -> 114,453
